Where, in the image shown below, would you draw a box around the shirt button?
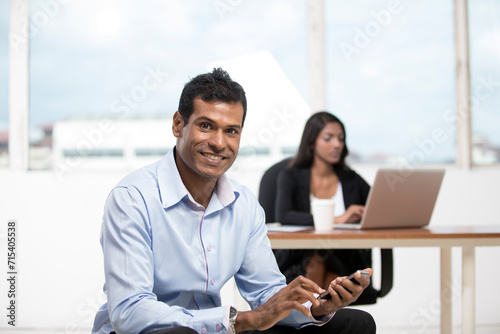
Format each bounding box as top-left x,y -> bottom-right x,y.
207,246 -> 212,252
211,279 -> 215,285
201,327 -> 207,334
216,324 -> 222,331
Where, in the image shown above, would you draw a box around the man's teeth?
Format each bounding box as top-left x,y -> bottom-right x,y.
203,153 -> 223,160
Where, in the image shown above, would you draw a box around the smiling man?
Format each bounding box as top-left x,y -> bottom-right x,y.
172,97 -> 243,208
92,68 -> 375,334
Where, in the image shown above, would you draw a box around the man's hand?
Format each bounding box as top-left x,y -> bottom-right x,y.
234,276 -> 322,332
311,268 -> 373,318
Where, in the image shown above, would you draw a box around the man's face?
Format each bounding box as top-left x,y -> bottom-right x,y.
173,97 -> 244,182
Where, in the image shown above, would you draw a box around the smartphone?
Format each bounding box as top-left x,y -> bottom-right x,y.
317,270 -> 370,300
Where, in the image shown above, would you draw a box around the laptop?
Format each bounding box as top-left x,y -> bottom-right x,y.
333,169 -> 445,230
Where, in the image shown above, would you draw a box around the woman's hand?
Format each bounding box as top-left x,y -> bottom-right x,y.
334,204 -> 365,224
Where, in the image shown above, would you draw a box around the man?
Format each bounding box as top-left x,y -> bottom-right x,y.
92,68 -> 375,334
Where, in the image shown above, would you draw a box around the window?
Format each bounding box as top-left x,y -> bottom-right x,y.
28,0 -> 308,171
238,147 -> 271,157
469,0 -> 500,165
135,148 -> 169,157
325,0 -> 455,165
9,1 -> 496,171
0,1 -> 9,167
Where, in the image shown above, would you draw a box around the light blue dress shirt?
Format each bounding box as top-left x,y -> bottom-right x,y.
92,148 -> 332,334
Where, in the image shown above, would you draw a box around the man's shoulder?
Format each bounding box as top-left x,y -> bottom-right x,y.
114,160 -> 159,190
225,175 -> 253,196
223,175 -> 265,226
224,175 -> 259,204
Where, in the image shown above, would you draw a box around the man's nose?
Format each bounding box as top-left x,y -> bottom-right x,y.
208,130 -> 225,152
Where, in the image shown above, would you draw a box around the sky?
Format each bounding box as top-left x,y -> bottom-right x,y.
325,0 -> 457,161
1,0 -> 499,163
26,0 -> 308,125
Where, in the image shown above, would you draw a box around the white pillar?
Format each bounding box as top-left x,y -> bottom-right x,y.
8,0 -> 30,171
454,0 -> 472,169
440,247 -> 452,334
308,0 -> 326,113
462,246 -> 476,334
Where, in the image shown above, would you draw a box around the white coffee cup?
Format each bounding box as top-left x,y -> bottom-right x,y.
311,199 -> 335,231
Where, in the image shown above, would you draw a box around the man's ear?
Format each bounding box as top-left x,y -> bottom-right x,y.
172,111 -> 183,138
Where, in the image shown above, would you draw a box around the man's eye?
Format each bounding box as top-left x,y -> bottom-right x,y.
227,128 -> 239,135
201,123 -> 212,130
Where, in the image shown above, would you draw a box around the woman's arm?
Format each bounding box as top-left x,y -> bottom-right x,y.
275,168 -> 314,226
335,170 -> 371,224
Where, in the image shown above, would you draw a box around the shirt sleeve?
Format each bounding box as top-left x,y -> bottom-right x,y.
101,187 -> 225,334
233,201 -> 334,329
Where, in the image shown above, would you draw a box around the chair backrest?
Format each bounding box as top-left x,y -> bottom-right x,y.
258,158 -> 292,223
258,157 -> 393,303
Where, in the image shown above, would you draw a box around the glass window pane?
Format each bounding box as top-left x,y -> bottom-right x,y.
0,1 -> 9,168
29,0 -> 308,172
325,0 -> 455,165
469,0 -> 500,165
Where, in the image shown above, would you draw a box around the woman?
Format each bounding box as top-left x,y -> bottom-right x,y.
274,111 -> 374,297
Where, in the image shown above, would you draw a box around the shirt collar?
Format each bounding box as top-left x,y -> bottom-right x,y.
157,147 -> 238,210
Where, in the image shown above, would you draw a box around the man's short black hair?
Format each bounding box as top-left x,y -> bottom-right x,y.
177,67 -> 247,126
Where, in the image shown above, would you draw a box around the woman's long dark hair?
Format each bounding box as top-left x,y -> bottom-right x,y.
291,111 -> 349,170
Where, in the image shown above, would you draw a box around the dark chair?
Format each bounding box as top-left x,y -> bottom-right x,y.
258,158 -> 393,304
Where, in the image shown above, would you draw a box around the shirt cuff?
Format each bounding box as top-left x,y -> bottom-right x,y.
305,300 -> 335,325
222,305 -> 231,333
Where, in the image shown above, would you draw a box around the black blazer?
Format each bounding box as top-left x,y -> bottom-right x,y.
275,166 -> 370,225
273,165 -> 390,305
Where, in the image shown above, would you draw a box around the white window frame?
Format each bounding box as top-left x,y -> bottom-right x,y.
8,0 -> 29,171
6,0 -> 480,170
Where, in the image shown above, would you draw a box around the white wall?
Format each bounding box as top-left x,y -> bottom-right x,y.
1,165 -> 499,333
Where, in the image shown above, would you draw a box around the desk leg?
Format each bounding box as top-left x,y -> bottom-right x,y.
441,247 -> 452,334
462,246 -> 475,334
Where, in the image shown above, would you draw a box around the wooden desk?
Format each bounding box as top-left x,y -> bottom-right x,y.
267,225 -> 500,334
